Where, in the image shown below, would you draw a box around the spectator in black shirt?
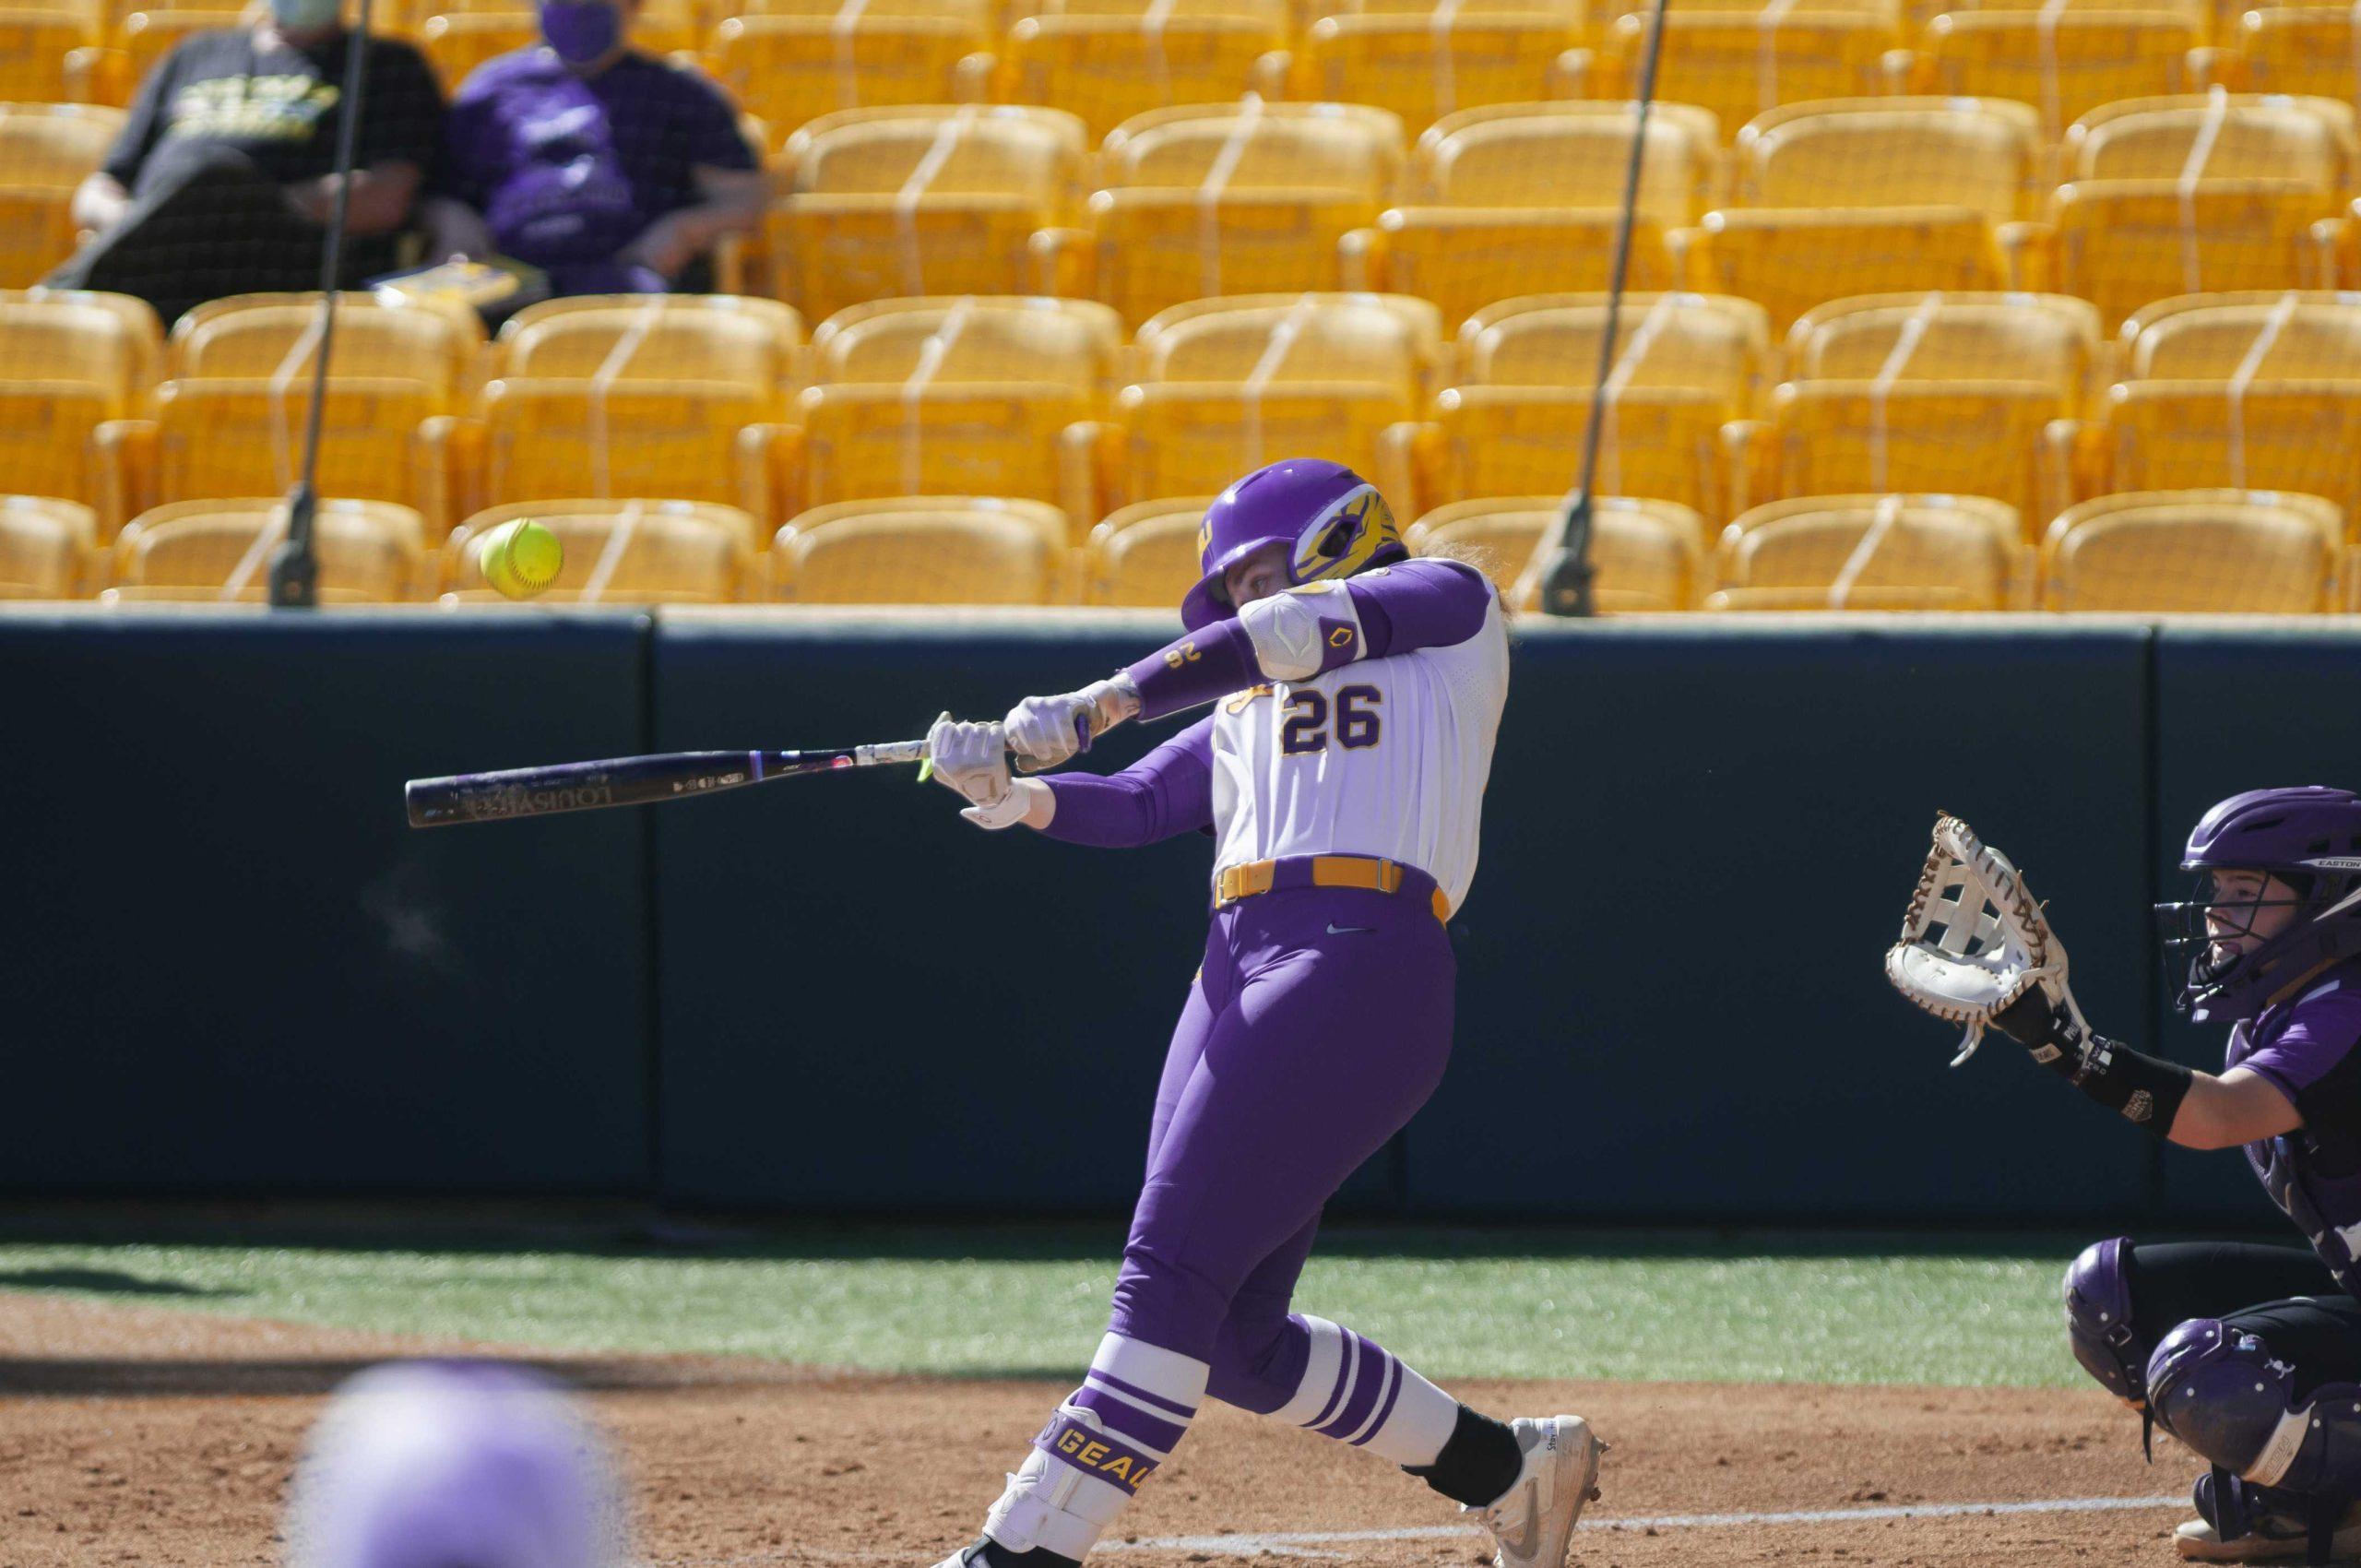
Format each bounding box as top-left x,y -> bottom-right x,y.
49,0 -> 444,328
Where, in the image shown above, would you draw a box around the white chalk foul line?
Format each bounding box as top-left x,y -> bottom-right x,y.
1100,1494 -> 2186,1556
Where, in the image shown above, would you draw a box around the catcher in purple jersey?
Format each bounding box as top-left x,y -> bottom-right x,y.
916,457 -> 1604,1568
1892,788 -> 2361,1565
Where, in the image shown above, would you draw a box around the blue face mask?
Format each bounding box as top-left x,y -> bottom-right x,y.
267,0 -> 341,30
539,0 -> 622,64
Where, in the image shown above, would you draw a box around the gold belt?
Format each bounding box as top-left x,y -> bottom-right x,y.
1214,854 -> 1450,922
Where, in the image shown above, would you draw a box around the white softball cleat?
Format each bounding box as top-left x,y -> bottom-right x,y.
2174,1513 -> 2361,1562
1467,1414 -> 1606,1568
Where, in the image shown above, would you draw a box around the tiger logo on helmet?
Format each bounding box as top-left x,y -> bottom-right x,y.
1180,458 -> 1406,633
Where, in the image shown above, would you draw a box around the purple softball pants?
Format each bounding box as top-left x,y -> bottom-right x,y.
1106,871 -> 1456,1412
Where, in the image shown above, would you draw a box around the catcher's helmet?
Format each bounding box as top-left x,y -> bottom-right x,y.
2157,786 -> 2361,1021
1179,457 -> 1406,632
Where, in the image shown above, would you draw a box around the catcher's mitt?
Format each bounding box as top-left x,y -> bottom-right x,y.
1886,813 -> 2089,1065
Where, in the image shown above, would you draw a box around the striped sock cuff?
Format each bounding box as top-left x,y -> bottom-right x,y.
1069,1385 -> 1186,1458
1266,1316 -> 1460,1467
1082,1332 -> 1208,1420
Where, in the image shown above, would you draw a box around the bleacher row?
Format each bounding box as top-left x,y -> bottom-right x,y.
0,282 -> 2358,611
13,485 -> 2351,611
3,0 -> 2361,610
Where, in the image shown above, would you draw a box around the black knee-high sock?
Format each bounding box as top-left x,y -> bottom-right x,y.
1404,1405 -> 1525,1507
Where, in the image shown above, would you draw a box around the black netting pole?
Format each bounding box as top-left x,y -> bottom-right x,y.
268,0 -> 375,609
1536,0 -> 1669,618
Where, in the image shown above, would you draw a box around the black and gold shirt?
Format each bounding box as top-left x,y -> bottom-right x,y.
103,27 -> 443,194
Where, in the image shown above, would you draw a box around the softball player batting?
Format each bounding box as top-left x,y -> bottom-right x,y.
1890,790 -> 2361,1564
922,457 -> 1603,1568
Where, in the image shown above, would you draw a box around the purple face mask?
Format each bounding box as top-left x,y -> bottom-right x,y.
540,0 -> 621,63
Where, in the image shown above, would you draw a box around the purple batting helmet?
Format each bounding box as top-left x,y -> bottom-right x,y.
288,1360 -> 623,1568
1179,457 -> 1406,632
2155,786 -> 2361,1022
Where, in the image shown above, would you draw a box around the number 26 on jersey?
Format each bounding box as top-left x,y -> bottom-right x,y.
1281,685 -> 1382,755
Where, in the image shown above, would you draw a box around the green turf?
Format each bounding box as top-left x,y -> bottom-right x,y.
0,1225 -> 2103,1387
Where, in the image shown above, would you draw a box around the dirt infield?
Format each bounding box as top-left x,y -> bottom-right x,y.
2,1291 -> 2197,1568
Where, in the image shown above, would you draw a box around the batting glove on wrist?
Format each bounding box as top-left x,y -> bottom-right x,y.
1004,676 -> 1142,773
925,713 -> 1029,831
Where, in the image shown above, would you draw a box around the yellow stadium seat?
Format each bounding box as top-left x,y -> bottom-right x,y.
789,493 -> 1071,569
0,493 -> 94,596
1593,11 -> 1902,136
75,9 -> 238,104
2063,94 -> 2357,187
1085,495 -> 1207,605
2237,9 -> 2361,102
23,281 -> 158,353
2104,381 -> 2361,521
731,0 -> 986,18
706,13 -> 987,141
1408,102 -> 1719,226
493,294 -> 799,390
170,293 -> 482,409
2048,180 -> 2341,326
1073,104 -> 1407,324
112,496 -> 427,600
1785,293 -> 2103,410
56,7 -> 156,105
1101,380 -> 1411,509
1131,292 -> 1443,400
2041,487 -> 2341,610
769,105 -> 1087,318
1733,98 -> 2042,222
1100,102 -> 1405,202
1454,291 -> 1771,410
1679,208 -> 2004,332
478,379 -> 787,521
417,12 -> 543,88
1345,208 -> 1671,326
1403,493 -> 1707,611
774,493 -> 1072,594
125,379 -> 443,525
990,14 -> 1285,139
773,506 -> 1056,602
2120,291 -> 2361,380
449,499 -> 756,603
0,388 -> 117,518
0,287 -> 155,410
0,103 -> 121,287
808,296 -> 1122,397
1390,385 -> 1737,523
0,289 -> 163,526
1333,0 -> 1583,15
1084,188 -> 1375,325
795,381 -> 1088,506
1291,14 -> 1587,125
1915,11 -> 2205,137
783,103 -> 1086,197
1709,493 -> 2029,610
1026,0 -> 1286,18
1758,381 -> 2067,532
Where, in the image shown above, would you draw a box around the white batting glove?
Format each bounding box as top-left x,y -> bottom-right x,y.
1003,675 -> 1142,773
926,713 -> 1039,831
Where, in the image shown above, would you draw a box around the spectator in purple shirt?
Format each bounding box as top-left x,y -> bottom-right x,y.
423,0 -> 765,298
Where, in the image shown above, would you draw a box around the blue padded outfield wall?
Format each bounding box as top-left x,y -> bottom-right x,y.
6,606 -> 2355,1225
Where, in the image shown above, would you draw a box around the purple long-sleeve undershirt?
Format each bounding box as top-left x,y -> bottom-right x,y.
1123,558 -> 1495,721
1039,716 -> 1216,848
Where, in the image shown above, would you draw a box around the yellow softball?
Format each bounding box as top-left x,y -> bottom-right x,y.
479,518 -> 564,600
